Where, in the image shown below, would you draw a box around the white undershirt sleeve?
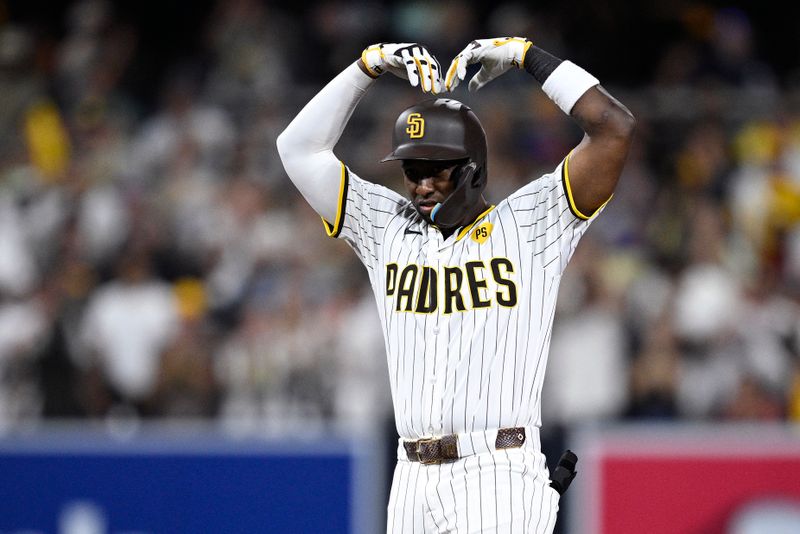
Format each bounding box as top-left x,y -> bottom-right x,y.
276,62 -> 377,223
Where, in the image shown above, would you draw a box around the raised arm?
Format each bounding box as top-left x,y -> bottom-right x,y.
277,43 -> 443,223
276,62 -> 374,223
446,37 -> 635,217
538,54 -> 635,217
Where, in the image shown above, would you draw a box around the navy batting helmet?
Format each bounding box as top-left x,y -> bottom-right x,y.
382,99 -> 488,228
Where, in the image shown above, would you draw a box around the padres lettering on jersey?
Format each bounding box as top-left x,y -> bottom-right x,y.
323,156 -> 598,439
385,258 -> 518,313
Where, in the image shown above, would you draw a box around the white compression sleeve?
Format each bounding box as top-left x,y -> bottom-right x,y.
540,61 -> 599,115
276,62 -> 376,223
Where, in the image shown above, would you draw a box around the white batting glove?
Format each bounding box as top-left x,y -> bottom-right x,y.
361,43 -> 443,94
445,37 -> 533,92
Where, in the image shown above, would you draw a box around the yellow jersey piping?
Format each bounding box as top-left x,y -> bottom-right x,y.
322,162 -> 349,237
456,205 -> 496,241
561,151 -> 611,220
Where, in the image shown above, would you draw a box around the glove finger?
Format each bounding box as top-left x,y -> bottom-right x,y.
401,50 -> 420,87
445,56 -> 461,91
428,51 -> 443,94
456,40 -> 481,64
447,42 -> 471,86
468,64 -> 498,92
412,54 -> 431,92
446,52 -> 473,91
417,47 -> 435,93
421,49 -> 442,94
459,49 -> 477,78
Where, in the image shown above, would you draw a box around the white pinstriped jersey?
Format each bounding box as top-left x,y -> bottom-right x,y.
324,155 -> 598,440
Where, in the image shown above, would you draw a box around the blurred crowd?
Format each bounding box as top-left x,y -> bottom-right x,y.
0,0 -> 799,436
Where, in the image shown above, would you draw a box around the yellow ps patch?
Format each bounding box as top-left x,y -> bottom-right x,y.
406,113 -> 425,138
471,223 -> 493,244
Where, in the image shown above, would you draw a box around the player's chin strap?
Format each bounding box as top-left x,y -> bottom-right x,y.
430,162 -> 481,229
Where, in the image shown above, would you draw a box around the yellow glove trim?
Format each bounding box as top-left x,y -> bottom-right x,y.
445,56 -> 460,91
492,37 -> 529,47
360,45 -> 383,78
519,40 -> 533,68
413,56 -> 428,92
429,61 -> 438,94
490,37 -> 532,69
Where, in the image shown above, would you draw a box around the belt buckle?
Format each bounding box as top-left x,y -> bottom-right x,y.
416,438 -> 441,465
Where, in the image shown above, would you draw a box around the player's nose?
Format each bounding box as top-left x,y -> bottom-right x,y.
415,176 -> 435,195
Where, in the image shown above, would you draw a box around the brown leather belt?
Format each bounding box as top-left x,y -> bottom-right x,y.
403,427 -> 527,465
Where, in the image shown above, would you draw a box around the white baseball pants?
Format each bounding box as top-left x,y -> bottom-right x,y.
387,428 -> 560,533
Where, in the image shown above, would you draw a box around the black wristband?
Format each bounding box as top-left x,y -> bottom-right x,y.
523,46 -> 563,84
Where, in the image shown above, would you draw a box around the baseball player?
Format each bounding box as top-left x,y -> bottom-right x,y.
277,38 -> 634,533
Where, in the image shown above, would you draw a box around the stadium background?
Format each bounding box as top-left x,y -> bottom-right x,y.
1,0 -> 800,532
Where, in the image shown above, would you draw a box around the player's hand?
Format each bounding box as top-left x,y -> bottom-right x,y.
361,43 -> 443,94
445,37 -> 532,92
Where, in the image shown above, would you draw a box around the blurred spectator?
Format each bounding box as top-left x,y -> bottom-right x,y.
331,287 -> 391,431
150,277 -> 220,417
626,317 -> 680,419
723,375 -> 784,420
0,193 -> 39,296
543,241 -> 629,425
0,290 -> 48,428
77,246 -> 179,416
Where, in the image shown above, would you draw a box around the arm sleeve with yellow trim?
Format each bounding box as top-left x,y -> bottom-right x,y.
505,156 -> 605,273
276,62 -> 375,223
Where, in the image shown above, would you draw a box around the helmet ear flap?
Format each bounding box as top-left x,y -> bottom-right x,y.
449,161 -> 474,186
430,162 -> 480,228
470,166 -> 483,187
